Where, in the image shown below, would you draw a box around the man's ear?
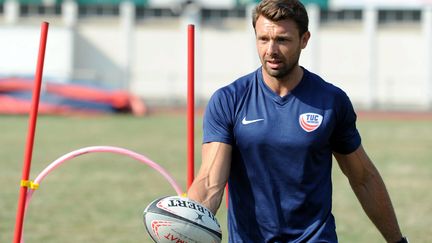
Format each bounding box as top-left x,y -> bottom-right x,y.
301,31 -> 311,49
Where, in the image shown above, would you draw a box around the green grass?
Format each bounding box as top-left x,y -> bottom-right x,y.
0,114 -> 431,242
333,119 -> 432,243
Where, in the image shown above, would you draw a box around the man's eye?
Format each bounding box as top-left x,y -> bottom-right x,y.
276,37 -> 289,42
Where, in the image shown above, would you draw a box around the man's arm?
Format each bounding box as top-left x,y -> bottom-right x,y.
187,142 -> 232,214
334,144 -> 403,242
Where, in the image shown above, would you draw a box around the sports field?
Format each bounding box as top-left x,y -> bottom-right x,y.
0,113 -> 431,242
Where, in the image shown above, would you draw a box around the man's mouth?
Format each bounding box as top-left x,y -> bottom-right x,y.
266,60 -> 283,69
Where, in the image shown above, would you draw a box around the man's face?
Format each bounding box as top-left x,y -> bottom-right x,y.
255,16 -> 310,80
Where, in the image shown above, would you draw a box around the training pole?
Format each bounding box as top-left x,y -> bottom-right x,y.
187,24 -> 195,190
13,21 -> 49,243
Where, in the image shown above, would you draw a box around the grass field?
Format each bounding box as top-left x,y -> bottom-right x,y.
0,113 -> 431,242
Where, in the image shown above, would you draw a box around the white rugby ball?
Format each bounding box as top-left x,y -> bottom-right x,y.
143,195 -> 222,243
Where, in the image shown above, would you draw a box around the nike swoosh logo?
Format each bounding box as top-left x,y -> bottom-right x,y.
242,117 -> 264,125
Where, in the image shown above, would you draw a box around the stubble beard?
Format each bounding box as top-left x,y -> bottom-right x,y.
262,48 -> 301,80
263,60 -> 298,80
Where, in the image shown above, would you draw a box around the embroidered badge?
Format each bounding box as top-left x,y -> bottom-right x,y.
299,113 -> 323,132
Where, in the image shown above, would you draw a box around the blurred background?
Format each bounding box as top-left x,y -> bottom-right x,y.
1,0 -> 432,114
1,1 -> 432,242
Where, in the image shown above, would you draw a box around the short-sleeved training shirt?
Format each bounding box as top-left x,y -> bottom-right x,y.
203,67 -> 361,243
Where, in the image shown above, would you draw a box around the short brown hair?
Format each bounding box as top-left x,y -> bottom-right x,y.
252,0 -> 309,36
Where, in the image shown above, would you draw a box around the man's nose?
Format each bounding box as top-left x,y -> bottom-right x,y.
266,41 -> 277,56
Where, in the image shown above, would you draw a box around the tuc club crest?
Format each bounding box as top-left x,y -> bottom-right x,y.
299,113 -> 323,132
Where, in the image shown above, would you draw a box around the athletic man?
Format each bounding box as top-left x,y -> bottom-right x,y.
188,0 -> 407,242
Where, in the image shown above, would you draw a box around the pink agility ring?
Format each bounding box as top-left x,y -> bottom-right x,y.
21,146 -> 184,242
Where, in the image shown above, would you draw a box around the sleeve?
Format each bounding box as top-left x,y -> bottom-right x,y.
330,91 -> 362,154
202,88 -> 235,145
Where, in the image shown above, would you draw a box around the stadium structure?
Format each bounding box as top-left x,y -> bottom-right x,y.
0,0 -> 432,112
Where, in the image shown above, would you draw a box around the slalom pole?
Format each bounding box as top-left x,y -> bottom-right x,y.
187,24 -> 195,190
13,21 -> 49,243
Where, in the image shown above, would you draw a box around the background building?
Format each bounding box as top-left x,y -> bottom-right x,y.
1,0 -> 432,110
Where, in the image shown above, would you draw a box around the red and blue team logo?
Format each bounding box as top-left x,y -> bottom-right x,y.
299,113 -> 323,132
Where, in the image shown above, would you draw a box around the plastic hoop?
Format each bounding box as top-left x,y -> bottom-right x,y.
21,146 -> 183,242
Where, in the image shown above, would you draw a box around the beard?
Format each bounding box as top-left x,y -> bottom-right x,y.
263,60 -> 297,79
262,50 -> 301,80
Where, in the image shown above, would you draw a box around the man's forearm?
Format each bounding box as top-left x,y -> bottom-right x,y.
350,170 -> 402,242
188,142 -> 232,214
188,176 -> 225,214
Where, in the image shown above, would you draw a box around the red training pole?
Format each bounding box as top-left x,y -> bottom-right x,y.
13,22 -> 49,243
187,24 -> 195,190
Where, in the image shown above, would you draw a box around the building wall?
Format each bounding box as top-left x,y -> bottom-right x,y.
1,12 -> 431,109
0,25 -> 73,80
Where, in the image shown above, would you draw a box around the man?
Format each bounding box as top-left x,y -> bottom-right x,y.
188,0 -> 407,242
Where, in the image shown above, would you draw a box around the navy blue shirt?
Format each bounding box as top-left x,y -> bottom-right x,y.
203,67 -> 361,243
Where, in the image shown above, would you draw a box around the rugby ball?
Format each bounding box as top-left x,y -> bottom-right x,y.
143,195 -> 222,243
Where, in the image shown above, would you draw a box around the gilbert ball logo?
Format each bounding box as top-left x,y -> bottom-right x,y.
299,113 -> 323,132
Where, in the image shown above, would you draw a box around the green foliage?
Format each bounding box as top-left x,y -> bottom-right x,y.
301,0 -> 328,9
0,0 -> 148,5
0,114 -> 430,242
75,0 -> 148,6
238,0 -> 329,8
